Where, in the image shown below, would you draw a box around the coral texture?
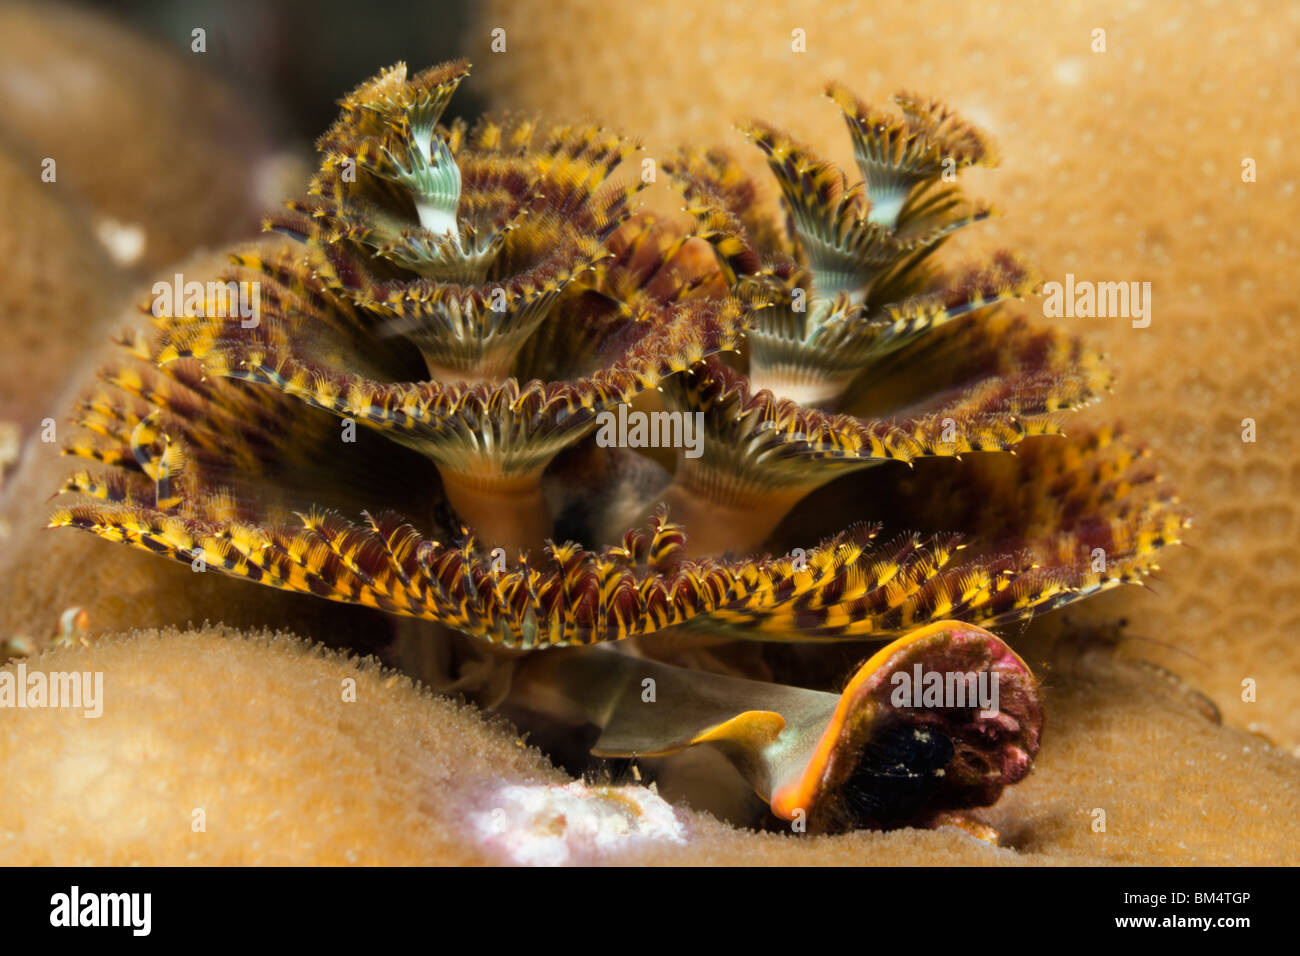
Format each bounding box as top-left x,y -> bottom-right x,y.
0,629 -> 560,865
1,629 -> 1295,865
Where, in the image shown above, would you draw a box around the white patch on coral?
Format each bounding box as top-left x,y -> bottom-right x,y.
1054,58 -> 1084,87
95,218 -> 146,266
0,69 -> 54,112
471,781 -> 687,866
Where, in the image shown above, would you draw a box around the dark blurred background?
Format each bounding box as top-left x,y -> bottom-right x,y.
81,0 -> 480,143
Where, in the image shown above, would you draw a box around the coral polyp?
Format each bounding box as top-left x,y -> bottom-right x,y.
50,60 -> 1186,832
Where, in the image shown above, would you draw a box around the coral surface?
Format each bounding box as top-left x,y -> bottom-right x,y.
2,629 -> 1294,864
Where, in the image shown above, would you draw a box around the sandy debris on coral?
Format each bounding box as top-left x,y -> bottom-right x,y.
470,781 -> 688,865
